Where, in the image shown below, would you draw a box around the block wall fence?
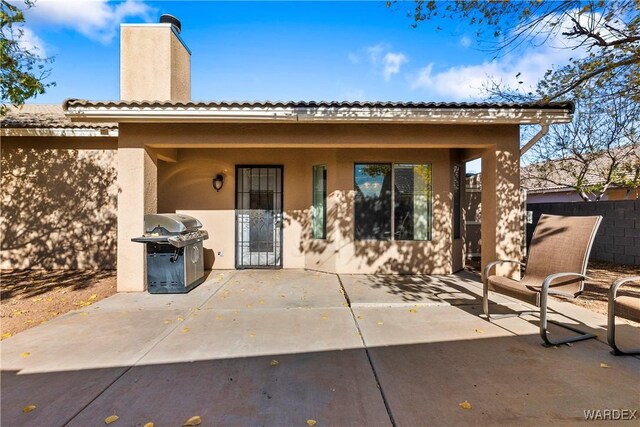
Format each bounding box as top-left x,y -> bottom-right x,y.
527,200 -> 640,266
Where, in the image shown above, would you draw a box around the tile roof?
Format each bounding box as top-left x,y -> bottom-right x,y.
1,104 -> 117,129
63,99 -> 575,112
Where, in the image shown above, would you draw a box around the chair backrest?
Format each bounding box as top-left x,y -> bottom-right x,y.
525,214 -> 602,294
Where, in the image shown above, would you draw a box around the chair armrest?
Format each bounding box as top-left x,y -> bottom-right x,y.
482,260 -> 525,283
541,272 -> 590,296
609,276 -> 640,300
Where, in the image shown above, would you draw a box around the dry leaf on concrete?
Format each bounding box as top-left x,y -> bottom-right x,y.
600,363 -> 610,368
409,309 -> 417,313
143,423 -> 154,427
104,414 -> 119,424
22,405 -> 36,413
459,401 -> 472,409
183,415 -> 202,426
270,359 -> 280,366
20,352 -> 30,358
307,420 -> 317,426
475,328 -> 484,334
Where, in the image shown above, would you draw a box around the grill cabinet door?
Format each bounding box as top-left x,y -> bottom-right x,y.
184,242 -> 204,286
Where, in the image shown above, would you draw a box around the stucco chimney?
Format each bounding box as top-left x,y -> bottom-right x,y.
120,15 -> 191,101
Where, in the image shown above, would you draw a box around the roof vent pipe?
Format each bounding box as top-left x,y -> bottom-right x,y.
159,14 -> 181,34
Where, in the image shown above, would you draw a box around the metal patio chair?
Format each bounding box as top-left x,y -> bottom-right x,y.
482,214 -> 602,346
607,276 -> 640,355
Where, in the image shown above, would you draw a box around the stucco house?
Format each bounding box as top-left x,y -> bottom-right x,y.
1,17 -> 575,292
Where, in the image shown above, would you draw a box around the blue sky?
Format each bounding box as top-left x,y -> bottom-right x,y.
19,0 -> 577,105
16,0 -> 584,173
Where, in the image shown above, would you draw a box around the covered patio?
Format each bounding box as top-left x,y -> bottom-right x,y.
2,270 -> 638,426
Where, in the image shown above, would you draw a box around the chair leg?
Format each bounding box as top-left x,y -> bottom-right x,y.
539,292 -> 596,346
607,306 -> 640,356
482,276 -> 490,320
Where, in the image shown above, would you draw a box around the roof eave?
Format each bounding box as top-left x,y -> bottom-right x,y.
64,106 -> 573,125
1,127 -> 118,137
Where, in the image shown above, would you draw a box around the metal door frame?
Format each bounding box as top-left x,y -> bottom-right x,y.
234,165 -> 284,269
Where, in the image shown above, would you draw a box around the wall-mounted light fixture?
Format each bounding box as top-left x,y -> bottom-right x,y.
212,174 -> 224,192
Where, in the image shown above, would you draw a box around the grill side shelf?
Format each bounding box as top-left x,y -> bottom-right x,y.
131,236 -> 172,244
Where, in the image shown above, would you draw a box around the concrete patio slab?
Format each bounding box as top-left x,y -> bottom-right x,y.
91,270 -> 235,312
340,272 -> 524,308
353,305 -> 514,348
1,309 -> 185,427
2,270 -> 638,427
358,305 -> 640,426
67,349 -> 391,427
139,307 -> 364,364
202,270 -> 346,310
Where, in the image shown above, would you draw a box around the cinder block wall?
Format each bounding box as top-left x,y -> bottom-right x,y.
527,200 -> 640,266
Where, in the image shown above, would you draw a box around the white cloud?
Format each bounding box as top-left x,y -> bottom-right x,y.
18,27 -> 47,56
382,52 -> 407,81
410,42 -> 586,100
367,43 -> 386,64
355,43 -> 407,82
459,36 -> 472,48
25,0 -> 155,44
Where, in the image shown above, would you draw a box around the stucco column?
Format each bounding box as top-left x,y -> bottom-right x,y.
116,136 -> 158,291
481,128 -> 522,279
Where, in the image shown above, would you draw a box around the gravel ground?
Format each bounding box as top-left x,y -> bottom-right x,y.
1,269 -> 116,339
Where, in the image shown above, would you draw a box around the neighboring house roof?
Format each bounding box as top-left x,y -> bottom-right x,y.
1,104 -> 117,137
2,104 -> 117,129
522,146 -> 640,194
63,99 -> 574,125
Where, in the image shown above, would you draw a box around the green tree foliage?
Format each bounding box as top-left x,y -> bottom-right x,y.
1,0 -> 54,115
394,0 -> 639,102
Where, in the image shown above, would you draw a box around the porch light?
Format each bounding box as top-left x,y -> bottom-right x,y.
212,174 -> 224,192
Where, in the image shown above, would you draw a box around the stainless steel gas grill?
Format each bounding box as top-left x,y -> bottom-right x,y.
132,214 -> 209,293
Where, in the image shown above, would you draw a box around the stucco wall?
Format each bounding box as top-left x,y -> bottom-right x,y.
1,137 -> 118,269
158,147 -> 459,274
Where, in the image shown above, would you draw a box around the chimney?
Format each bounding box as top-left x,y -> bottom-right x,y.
120,14 -> 191,102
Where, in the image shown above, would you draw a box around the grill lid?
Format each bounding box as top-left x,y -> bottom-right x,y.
144,213 -> 202,234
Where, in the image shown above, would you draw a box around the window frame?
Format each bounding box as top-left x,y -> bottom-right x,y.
312,164 -> 327,240
453,163 -> 462,240
353,162 -> 433,242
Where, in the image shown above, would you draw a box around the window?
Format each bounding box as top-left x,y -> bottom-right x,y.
453,164 -> 462,239
354,163 -> 432,241
394,164 -> 432,241
312,165 -> 327,239
354,164 -> 392,240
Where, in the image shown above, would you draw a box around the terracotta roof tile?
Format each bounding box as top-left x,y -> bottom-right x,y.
63,99 -> 575,112
1,104 -> 117,129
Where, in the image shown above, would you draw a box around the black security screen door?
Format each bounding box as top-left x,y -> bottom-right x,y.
235,166 -> 283,268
